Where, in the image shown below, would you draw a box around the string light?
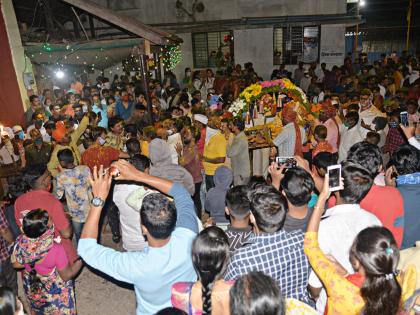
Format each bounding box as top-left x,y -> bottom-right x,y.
161,45 -> 182,71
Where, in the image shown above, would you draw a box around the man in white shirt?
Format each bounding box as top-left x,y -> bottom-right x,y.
113,155 -> 151,252
308,162 -> 382,313
359,88 -> 386,127
339,111 -> 364,162
273,103 -> 306,157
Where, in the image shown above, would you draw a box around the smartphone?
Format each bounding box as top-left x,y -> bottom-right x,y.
400,111 -> 409,127
327,164 -> 342,192
276,157 -> 297,169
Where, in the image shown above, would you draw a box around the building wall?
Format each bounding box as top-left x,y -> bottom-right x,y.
233,28 -> 274,80
93,0 -> 346,24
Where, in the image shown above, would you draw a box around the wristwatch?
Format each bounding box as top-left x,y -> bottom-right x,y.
91,197 -> 105,207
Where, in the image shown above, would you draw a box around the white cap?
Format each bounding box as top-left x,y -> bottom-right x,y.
194,114 -> 208,125
12,125 -> 23,133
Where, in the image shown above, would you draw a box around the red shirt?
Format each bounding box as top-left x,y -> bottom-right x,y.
360,185 -> 404,248
14,190 -> 78,264
327,185 -> 404,248
82,145 -> 120,172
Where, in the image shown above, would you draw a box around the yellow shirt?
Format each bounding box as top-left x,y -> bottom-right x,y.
304,232 -> 417,315
203,132 -> 227,176
48,116 -> 89,177
140,140 -> 149,157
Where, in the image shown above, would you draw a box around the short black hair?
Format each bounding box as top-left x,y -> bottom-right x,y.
339,162 -> 373,204
29,95 -> 38,103
314,125 -> 328,140
126,138 -> 140,157
347,142 -> 383,178
232,118 -> 245,131
313,152 -> 338,171
373,116 -> 387,131
124,123 -> 138,136
391,144 -> 420,175
366,131 -> 380,145
143,126 -> 157,140
108,116 -> 124,130
226,185 -> 250,220
130,154 -> 150,172
249,185 -> 287,233
280,167 -> 314,206
140,193 -> 177,239
135,103 -> 147,111
57,148 -> 74,165
230,271 -> 285,315
22,209 -> 49,239
348,103 -> 360,112
345,110 -> 360,122
155,308 -> 187,315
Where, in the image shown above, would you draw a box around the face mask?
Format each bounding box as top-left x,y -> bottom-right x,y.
35,120 -> 43,128
34,138 -> 43,145
18,131 -> 25,140
167,130 -> 174,136
98,137 -> 106,146
388,121 -> 398,128
343,122 -> 350,128
183,139 -> 191,145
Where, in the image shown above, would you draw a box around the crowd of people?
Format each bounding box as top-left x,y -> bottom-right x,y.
0,50 -> 419,315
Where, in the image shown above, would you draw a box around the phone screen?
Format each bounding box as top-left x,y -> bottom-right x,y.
328,167 -> 341,189
400,112 -> 409,127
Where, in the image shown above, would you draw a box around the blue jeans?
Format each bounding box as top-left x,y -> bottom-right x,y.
72,221 -> 84,245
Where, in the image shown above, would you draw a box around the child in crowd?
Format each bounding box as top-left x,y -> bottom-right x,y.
365,131 -> 381,146
224,185 -> 253,253
56,148 -> 92,243
312,125 -> 334,158
205,166 -> 233,229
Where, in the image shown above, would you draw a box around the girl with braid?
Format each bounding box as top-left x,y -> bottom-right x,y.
171,226 -> 232,315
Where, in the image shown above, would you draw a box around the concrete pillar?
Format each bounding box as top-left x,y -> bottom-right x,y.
0,0 -> 32,126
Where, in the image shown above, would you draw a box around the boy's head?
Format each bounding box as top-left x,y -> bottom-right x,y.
314,125 -> 328,142
130,154 -> 151,173
142,126 -> 157,142
57,148 -> 74,169
280,167 -> 314,207
248,185 -> 287,233
365,131 -> 380,146
126,138 -> 141,157
347,141 -> 383,178
312,152 -> 338,177
337,162 -> 373,204
225,185 -> 250,221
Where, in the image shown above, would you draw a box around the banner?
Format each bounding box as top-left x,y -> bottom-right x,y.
303,27 -> 319,63
320,25 -> 346,65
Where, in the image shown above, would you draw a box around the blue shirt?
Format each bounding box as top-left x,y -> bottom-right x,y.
115,100 -> 134,121
78,183 -> 198,315
92,104 -> 108,129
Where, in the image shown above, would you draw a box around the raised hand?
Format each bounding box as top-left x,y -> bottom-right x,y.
89,165 -> 112,201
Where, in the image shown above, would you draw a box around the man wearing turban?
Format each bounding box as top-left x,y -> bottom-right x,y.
272,103 -> 306,157
316,99 -> 340,152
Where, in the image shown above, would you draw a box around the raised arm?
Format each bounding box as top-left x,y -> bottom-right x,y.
113,160 -> 198,233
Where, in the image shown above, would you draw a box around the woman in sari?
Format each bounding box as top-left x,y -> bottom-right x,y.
12,209 -> 82,315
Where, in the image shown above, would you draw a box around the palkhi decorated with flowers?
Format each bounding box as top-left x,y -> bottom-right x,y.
229,78 -> 321,141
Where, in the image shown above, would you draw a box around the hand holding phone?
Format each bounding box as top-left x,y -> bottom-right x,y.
276,157 -> 297,169
400,111 -> 409,127
327,164 -> 343,192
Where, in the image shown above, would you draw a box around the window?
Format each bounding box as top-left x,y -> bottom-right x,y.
273,26 -> 319,65
192,31 -> 234,68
